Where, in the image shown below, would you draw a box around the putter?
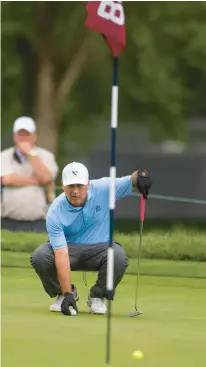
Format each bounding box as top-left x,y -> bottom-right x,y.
127,195 -> 145,318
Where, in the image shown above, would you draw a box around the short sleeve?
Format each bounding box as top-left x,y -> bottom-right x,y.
46,214 -> 67,250
115,176 -> 133,200
91,176 -> 132,200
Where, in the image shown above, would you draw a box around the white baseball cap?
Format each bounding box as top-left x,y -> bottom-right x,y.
13,117 -> 36,134
62,162 -> 89,186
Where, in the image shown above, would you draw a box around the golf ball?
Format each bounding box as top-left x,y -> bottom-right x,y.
132,350 -> 144,360
70,309 -> 77,316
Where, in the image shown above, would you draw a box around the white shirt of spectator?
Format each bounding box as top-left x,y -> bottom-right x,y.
1,146 -> 58,221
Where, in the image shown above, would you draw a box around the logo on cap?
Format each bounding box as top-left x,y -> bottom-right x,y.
72,170 -> 78,176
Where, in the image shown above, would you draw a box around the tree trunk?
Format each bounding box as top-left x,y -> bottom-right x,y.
35,42 -> 88,154
56,39 -> 88,109
35,2 -> 59,153
35,59 -> 59,153
35,3 -> 89,154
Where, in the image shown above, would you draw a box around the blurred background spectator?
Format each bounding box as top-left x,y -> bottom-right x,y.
1,117 -> 58,232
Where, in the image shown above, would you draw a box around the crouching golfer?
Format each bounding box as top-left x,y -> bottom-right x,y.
30,162 -> 152,315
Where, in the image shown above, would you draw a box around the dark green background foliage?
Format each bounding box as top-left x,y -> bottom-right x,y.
2,1 -> 206,161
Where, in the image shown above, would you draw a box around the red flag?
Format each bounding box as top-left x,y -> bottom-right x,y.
85,1 -> 126,57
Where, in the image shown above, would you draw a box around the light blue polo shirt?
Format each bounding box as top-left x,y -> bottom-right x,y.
46,176 -> 133,250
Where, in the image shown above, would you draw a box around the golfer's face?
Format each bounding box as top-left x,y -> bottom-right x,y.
63,184 -> 89,207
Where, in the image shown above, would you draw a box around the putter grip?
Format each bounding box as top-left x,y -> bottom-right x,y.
140,194 -> 146,222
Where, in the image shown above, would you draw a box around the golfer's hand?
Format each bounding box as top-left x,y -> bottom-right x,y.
136,169 -> 152,199
61,292 -> 78,315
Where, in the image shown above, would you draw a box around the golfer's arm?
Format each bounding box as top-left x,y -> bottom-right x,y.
131,171 -> 138,190
1,174 -> 39,187
54,247 -> 72,294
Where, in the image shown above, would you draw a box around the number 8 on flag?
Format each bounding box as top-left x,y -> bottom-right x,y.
85,1 -> 126,56
97,1 -> 125,25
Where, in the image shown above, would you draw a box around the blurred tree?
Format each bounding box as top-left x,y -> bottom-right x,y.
120,1 -> 206,141
2,1 -> 93,152
2,1 -> 206,154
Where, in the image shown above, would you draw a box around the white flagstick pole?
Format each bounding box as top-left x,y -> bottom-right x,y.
106,56 -> 119,364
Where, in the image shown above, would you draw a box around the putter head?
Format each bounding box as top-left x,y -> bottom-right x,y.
126,310 -> 142,318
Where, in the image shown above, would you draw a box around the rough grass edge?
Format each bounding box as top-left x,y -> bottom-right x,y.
1,229 -> 206,261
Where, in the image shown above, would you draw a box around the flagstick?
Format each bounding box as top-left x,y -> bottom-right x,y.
106,56 -> 119,364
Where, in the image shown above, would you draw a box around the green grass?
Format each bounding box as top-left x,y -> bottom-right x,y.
2,268 -> 206,367
2,228 -> 206,261
2,251 -> 206,278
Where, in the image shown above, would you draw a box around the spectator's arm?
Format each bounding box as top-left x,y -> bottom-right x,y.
1,174 -> 39,187
0,150 -> 39,187
29,151 -> 59,185
28,154 -> 53,186
16,142 -> 53,185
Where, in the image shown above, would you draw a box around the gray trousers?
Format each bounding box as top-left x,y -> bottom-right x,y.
30,242 -> 128,299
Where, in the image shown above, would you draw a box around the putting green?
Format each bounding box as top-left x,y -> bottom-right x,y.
2,268 -> 206,367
